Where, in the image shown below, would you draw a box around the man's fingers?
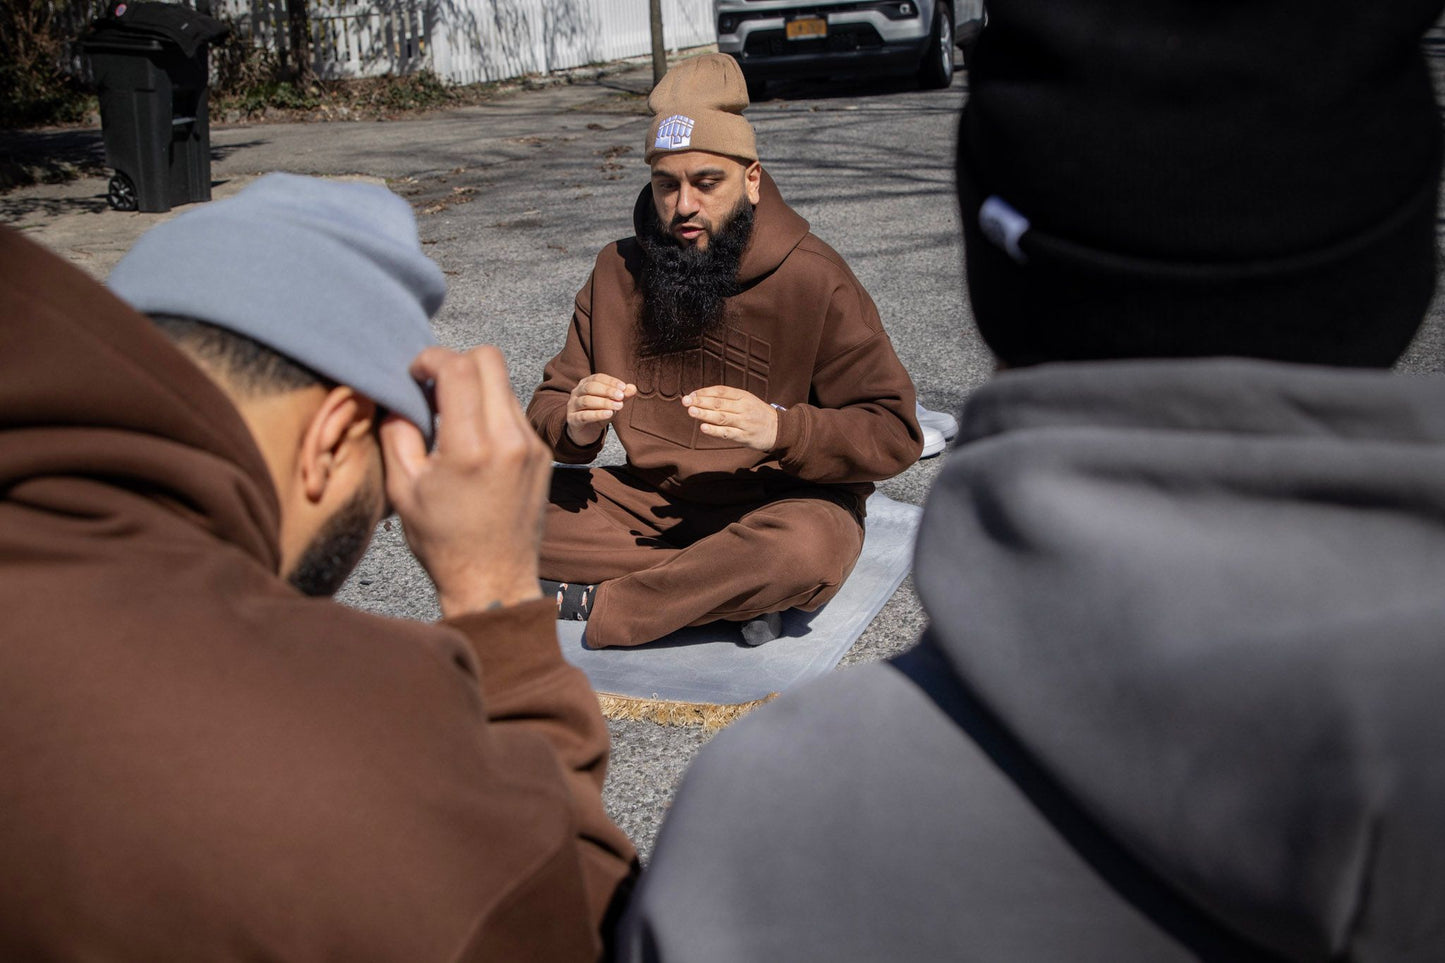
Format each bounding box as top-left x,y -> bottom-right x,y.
688,405 -> 729,426
569,376 -> 633,433
410,345 -> 533,458
407,345 -> 458,384
682,385 -> 744,406
678,384 -> 777,452
379,415 -> 427,504
472,346 -> 531,443
408,347 -> 487,454
682,395 -> 728,412
576,389 -> 622,406
574,392 -> 622,411
582,374 -> 631,400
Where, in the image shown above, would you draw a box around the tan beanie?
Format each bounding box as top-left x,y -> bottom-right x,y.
644,54 -> 757,164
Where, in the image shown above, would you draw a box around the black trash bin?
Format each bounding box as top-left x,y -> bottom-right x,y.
81,2 -> 228,213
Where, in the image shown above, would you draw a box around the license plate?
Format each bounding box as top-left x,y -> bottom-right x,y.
786,17 -> 826,39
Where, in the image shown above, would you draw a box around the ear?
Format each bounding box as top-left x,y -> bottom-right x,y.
744,161 -> 762,206
297,386 -> 379,504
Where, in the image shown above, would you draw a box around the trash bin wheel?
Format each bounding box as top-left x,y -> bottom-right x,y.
107,172 -> 138,211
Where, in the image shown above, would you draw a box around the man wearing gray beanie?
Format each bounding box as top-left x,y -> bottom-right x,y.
0,175 -> 635,960
621,4 -> 1445,961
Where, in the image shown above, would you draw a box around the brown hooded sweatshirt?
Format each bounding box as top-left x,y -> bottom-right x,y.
0,227 -> 635,961
527,170 -> 922,510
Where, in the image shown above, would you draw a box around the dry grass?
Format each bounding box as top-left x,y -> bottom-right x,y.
596,692 -> 778,729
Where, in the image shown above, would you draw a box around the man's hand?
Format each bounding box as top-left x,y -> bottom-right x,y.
682,386 -> 779,451
380,346 -> 552,618
565,373 -> 637,448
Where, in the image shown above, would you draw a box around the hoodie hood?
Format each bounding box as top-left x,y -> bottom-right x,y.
631,167 -> 810,285
915,358 -> 1445,960
0,226 -> 280,571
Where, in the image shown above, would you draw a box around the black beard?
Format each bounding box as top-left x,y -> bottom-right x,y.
636,195 -> 754,357
286,480 -> 380,598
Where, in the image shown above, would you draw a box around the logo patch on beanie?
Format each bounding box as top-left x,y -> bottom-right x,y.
979,196 -> 1030,264
655,114 -> 696,151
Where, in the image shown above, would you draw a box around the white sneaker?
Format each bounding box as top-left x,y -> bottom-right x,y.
920,423 -> 946,458
916,401 -> 958,459
916,401 -> 959,439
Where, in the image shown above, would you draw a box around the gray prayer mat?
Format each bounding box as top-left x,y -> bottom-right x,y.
557,493 -> 921,726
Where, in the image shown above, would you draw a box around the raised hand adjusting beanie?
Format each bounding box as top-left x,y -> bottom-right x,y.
645,53 -> 757,163
958,0 -> 1445,368
108,173 -> 444,437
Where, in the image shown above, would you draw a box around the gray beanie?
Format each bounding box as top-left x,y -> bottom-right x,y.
108,173 -> 445,436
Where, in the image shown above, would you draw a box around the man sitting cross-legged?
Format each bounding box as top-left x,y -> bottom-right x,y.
526,53 -> 923,648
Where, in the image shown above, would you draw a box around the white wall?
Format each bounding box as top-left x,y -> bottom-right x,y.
217,0 -> 714,84
431,0 -> 714,85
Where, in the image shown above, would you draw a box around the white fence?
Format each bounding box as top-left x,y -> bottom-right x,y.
214,0 -> 714,84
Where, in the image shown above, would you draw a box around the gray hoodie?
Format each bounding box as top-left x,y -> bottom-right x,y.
620,359 -> 1445,962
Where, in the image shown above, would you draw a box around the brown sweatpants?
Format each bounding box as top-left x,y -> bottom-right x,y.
540,466 -> 865,648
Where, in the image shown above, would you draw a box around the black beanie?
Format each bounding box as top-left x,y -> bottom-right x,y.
958,1 -> 1445,368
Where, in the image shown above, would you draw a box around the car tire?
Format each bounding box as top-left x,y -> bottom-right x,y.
745,72 -> 768,102
918,1 -> 954,89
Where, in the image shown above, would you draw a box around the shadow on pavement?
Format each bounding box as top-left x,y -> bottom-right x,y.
0,178 -> 244,223
749,69 -> 966,104
0,127 -> 107,193
0,190 -> 111,220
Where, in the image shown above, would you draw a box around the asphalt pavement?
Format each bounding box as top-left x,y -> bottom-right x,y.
6,53 -> 1445,857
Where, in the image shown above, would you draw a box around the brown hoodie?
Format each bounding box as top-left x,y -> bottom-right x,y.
527,170 -> 922,509
0,227 -> 635,961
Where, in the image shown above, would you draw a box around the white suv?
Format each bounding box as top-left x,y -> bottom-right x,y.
715,0 -> 985,95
